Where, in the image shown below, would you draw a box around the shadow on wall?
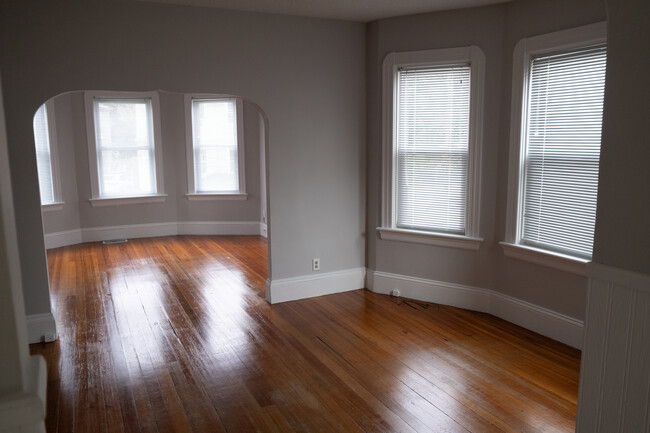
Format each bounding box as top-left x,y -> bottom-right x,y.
33,89 -> 270,249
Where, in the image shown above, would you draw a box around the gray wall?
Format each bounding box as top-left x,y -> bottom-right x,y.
4,0 -> 639,326
366,4 -> 506,292
42,91 -> 263,233
592,0 -> 650,274
494,0 -> 608,320
0,0 -> 366,315
367,0 -> 607,320
0,71 -> 31,396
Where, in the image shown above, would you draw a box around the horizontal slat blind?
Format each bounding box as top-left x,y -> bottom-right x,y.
191,99 -> 239,193
522,44 -> 606,258
33,104 -> 55,204
396,65 -> 470,234
94,99 -> 157,197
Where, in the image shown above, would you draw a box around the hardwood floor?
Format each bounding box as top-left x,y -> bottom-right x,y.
31,235 -> 581,432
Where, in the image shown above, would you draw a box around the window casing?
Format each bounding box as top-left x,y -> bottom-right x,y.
184,95 -> 246,200
378,46 -> 485,250
503,22 -> 607,274
33,100 -> 63,210
85,91 -> 165,206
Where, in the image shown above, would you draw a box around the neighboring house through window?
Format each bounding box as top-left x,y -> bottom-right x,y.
503,22 -> 607,274
84,91 -> 166,207
33,100 -> 63,211
185,95 -> 246,200
378,46 -> 485,250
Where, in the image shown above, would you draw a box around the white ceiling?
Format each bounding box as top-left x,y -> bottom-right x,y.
134,0 -> 511,22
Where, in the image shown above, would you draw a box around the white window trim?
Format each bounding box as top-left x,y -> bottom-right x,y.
89,194 -> 167,208
503,21 -> 606,273
500,242 -> 588,276
184,94 -> 246,199
39,99 -> 64,211
42,202 -> 64,212
84,90 -> 165,205
378,46 -> 485,251
185,193 -> 247,201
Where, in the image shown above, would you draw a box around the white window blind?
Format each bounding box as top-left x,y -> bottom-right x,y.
191,99 -> 239,193
33,104 -> 55,204
93,98 -> 156,198
396,65 -> 470,234
522,44 -> 607,258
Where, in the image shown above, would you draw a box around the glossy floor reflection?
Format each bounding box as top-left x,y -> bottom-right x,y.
32,235 -> 581,432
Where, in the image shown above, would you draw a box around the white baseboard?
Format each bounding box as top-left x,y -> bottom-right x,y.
367,270 -> 584,349
44,221 -> 264,249
81,222 -> 178,243
267,267 -> 366,304
367,270 -> 491,312
42,229 -> 83,250
176,221 -> 261,235
0,355 -> 47,433
25,313 -> 57,344
490,291 -> 584,349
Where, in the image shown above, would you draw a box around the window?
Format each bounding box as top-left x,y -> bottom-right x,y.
378,46 -> 485,250
32,100 -> 62,210
185,95 -> 246,200
503,22 -> 607,273
85,91 -> 165,206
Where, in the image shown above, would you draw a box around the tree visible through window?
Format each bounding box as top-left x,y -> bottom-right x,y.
185,96 -> 246,198
93,98 -> 157,198
191,99 -> 240,193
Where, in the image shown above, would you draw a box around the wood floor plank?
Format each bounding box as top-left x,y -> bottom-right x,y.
333,291 -> 575,431
31,235 -> 581,433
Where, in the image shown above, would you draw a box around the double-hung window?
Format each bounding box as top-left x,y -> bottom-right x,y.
85,92 -> 165,206
185,96 -> 246,200
503,22 -> 607,273
378,46 -> 485,250
33,100 -> 62,210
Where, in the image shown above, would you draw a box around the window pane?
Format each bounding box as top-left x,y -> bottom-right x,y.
195,147 -> 238,192
191,99 -> 239,193
33,104 -> 55,204
522,45 -> 606,258
94,99 -> 156,197
396,65 -> 470,234
98,149 -> 154,197
96,100 -> 152,149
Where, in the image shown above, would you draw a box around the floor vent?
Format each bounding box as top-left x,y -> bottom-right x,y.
102,239 -> 128,245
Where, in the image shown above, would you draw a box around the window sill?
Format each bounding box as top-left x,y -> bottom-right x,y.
377,227 -> 482,251
41,202 -> 64,212
185,193 -> 248,201
89,194 -> 168,207
499,242 -> 588,276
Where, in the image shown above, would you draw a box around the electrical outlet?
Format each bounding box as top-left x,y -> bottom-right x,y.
391,289 -> 400,297
312,258 -> 320,271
